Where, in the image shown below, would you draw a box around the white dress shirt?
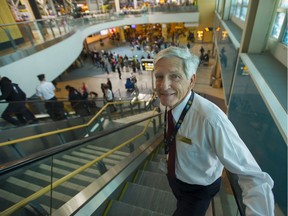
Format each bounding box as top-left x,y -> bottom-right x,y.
171,91 -> 275,216
36,81 -> 55,100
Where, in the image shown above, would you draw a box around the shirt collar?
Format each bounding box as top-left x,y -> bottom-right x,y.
171,91 -> 192,123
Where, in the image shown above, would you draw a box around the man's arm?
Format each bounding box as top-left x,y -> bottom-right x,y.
0,83 -> 12,100
210,117 -> 275,215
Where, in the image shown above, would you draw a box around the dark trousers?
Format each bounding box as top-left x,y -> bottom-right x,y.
45,97 -> 66,121
167,176 -> 221,216
2,102 -> 35,125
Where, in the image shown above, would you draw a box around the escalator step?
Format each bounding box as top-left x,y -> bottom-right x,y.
86,145 -> 130,157
106,200 -> 169,216
70,151 -> 120,166
145,161 -> 164,174
79,147 -> 126,161
120,183 -> 176,215
135,170 -> 171,192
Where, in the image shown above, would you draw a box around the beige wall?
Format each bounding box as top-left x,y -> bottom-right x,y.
0,0 -> 22,43
198,0 -> 216,42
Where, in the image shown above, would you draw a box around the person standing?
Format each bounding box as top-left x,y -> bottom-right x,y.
107,78 -> 112,91
65,85 -> 89,116
153,46 -> 274,216
104,84 -> 116,112
36,74 -> 66,121
0,76 -> 36,125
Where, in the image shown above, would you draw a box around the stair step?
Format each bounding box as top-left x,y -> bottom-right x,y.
107,200 -> 169,216
70,151 -> 120,166
86,145 -> 130,156
135,170 -> 171,192
79,147 -> 126,161
0,189 -> 55,213
145,161 -> 164,174
152,154 -> 166,162
120,183 -> 176,215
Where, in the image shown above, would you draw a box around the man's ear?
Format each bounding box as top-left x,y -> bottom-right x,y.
189,74 -> 196,89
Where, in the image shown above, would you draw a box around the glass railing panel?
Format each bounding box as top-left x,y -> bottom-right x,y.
214,20 -> 239,105
0,5 -> 199,58
0,111 -> 162,215
228,58 -> 287,215
0,156 -> 55,215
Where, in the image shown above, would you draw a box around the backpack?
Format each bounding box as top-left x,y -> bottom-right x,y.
12,83 -> 26,100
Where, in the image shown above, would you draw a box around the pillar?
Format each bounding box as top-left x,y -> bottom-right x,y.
162,24 -> 167,41
119,27 -> 126,42
114,0 -> 120,13
133,0 -> 137,9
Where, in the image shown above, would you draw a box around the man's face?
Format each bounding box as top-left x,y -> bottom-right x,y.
154,57 -> 196,109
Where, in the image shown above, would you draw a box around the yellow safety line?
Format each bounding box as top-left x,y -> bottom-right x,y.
0,108 -> 159,216
118,182 -> 130,201
0,99 -> 150,147
102,199 -> 114,216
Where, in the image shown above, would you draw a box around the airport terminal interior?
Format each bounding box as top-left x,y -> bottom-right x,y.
0,0 -> 287,215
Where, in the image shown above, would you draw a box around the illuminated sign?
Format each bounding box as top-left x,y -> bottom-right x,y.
141,59 -> 154,71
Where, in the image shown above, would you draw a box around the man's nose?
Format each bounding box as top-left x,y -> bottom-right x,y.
160,76 -> 171,89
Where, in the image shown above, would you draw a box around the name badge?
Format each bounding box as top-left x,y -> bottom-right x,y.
178,136 -> 192,145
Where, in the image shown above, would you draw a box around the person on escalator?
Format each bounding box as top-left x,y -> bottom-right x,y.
153,46 -> 274,216
36,74 -> 66,121
0,76 -> 37,126
104,84 -> 117,113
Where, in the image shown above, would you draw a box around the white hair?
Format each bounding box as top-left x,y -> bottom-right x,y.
154,46 -> 199,79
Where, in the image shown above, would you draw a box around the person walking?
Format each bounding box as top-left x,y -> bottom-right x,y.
153,46 -> 274,216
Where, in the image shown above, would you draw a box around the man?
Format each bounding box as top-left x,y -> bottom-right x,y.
104,84 -> 116,112
153,46 -> 274,216
36,74 -> 66,120
0,76 -> 36,125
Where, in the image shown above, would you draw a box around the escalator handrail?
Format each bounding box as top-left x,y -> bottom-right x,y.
0,107 -> 160,216
0,98 -> 152,147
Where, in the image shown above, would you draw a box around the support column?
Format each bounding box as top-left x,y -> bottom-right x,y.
240,0 -> 275,53
119,27 -> 126,42
133,0 -> 137,9
86,0 -> 98,11
114,0 -> 120,13
162,24 -> 167,41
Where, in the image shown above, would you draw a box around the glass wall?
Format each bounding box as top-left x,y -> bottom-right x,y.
228,58 -> 287,215
215,22 -> 238,105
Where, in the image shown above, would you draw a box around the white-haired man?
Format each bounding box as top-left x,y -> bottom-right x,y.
153,46 -> 274,216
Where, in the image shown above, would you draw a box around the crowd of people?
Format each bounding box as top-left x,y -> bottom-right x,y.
0,26 -> 210,126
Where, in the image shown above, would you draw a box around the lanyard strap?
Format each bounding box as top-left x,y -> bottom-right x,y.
164,91 -> 194,154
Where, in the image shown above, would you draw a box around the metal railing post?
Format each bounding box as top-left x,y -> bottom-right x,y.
3,28 -> 17,50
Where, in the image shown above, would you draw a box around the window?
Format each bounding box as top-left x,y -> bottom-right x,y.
271,12 -> 286,39
280,0 -> 288,8
240,7 -> 247,20
271,0 -> 287,44
282,26 -> 288,45
230,0 -> 249,21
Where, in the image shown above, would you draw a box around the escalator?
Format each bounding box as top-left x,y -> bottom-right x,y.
0,109 -> 163,215
104,147 -> 177,215
0,107 -> 240,216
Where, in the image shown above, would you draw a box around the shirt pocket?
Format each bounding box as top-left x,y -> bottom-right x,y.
177,135 -> 201,154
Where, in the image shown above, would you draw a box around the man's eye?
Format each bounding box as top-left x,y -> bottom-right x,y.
155,75 -> 163,80
170,74 -> 181,80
